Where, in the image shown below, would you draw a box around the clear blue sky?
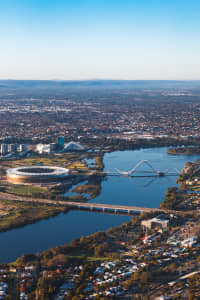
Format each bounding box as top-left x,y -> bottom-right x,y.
0,0 -> 200,80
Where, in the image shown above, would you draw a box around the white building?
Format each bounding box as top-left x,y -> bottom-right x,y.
141,215 -> 169,230
0,144 -> 8,155
8,144 -> 17,153
64,141 -> 86,151
181,236 -> 197,248
19,144 -> 27,153
35,144 -> 51,154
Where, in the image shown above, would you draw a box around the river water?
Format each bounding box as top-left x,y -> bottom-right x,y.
0,147 -> 199,262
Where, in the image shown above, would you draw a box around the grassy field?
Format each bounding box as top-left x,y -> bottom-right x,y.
63,249 -> 110,262
72,183 -> 101,199
0,200 -> 67,233
1,152 -> 105,202
1,153 -> 82,168
190,185 -> 200,191
0,152 -> 107,233
68,160 -> 88,170
5,184 -> 48,197
1,152 -> 105,170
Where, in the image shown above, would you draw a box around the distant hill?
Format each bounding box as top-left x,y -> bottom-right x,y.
0,79 -> 199,89
0,79 -> 199,100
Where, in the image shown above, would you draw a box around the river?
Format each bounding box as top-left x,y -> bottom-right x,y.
0,147 -> 199,262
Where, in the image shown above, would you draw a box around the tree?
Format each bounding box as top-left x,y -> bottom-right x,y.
188,290 -> 196,300
139,271 -> 150,284
94,243 -> 108,257
72,296 -> 81,300
47,254 -> 67,267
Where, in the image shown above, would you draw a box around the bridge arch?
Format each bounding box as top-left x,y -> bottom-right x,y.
114,160 -> 159,176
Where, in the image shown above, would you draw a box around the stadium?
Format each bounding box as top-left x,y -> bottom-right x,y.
6,166 -> 70,184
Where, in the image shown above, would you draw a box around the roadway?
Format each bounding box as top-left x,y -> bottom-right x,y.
0,192 -> 175,214
168,270 -> 200,286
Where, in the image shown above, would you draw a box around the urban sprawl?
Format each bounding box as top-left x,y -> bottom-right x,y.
0,81 -> 200,299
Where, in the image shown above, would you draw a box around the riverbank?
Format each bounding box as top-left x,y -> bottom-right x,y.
5,191 -> 200,299
168,146 -> 200,155
0,146 -> 199,262
0,147 -> 200,298
0,199 -> 68,233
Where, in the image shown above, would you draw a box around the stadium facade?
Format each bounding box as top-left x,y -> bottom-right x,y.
7,166 -> 70,184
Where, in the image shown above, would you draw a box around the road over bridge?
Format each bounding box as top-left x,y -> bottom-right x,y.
63,201 -> 168,214
0,192 -> 176,215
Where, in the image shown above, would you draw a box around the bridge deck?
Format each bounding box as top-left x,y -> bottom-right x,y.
64,201 -> 164,213
0,192 -> 174,214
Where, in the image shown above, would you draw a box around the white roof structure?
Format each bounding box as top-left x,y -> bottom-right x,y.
7,166 -> 69,177
7,166 -> 70,184
141,215 -> 169,229
64,141 -> 85,151
35,143 -> 51,154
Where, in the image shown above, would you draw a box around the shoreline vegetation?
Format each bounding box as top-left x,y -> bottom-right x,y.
5,189 -> 194,299
0,200 -> 69,233
168,146 -> 200,155
0,152 -> 105,234
0,145 -> 196,238
0,146 -> 199,298
177,160 -> 200,191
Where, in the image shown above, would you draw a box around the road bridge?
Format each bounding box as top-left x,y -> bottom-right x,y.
0,192 -> 175,215
62,201 -> 168,214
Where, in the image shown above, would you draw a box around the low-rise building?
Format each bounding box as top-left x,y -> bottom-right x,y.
141,215 -> 169,230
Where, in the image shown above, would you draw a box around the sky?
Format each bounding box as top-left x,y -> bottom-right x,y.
0,0 -> 200,80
